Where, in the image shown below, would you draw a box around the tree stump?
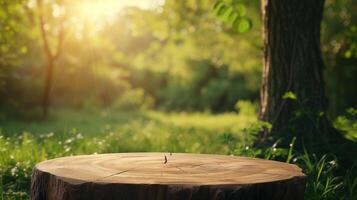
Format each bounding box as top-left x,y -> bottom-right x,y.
31,153 -> 305,200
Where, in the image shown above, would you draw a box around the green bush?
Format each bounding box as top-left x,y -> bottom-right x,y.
235,100 -> 257,116
111,89 -> 154,111
334,108 -> 357,141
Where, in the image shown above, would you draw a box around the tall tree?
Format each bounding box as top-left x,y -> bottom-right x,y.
257,0 -> 357,168
37,0 -> 65,118
259,0 -> 336,144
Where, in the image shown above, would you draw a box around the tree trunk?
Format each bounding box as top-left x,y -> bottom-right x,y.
259,0 -> 330,141
42,58 -> 54,118
37,0 -> 65,119
258,0 -> 357,165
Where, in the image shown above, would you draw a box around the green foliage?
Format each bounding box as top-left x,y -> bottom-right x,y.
283,91 -> 297,100
236,136 -> 357,200
322,0 -> 357,115
112,88 -> 154,111
0,109 -> 257,198
0,108 -> 356,199
334,108 -> 357,141
302,154 -> 342,200
234,100 -> 257,116
0,0 -> 355,118
160,59 -> 259,111
213,0 -> 252,33
0,0 -> 262,115
0,0 -> 27,63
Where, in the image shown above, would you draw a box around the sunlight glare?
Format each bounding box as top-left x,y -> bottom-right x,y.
73,0 -> 162,25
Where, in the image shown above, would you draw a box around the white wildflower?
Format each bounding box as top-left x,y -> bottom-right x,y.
11,167 -> 18,176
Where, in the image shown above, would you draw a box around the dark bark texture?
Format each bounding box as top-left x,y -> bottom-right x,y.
258,0 -> 357,166
259,0 -> 329,140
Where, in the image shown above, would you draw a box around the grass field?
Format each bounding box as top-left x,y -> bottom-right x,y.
0,109 -> 356,199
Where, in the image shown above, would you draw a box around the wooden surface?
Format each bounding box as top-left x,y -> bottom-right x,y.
31,153 -> 306,200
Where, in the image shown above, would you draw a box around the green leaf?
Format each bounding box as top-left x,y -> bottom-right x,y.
344,50 -> 352,58
226,11 -> 238,25
213,1 -> 228,16
213,1 -> 252,33
283,91 -> 297,100
233,18 -> 252,33
222,7 -> 234,21
213,1 -> 224,10
236,3 -> 247,17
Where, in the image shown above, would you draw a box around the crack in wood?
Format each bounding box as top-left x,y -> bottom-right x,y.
96,169 -> 132,181
190,163 -> 206,168
174,166 -> 185,173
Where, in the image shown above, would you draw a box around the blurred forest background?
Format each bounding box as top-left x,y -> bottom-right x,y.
0,0 -> 355,118
0,0 -> 356,199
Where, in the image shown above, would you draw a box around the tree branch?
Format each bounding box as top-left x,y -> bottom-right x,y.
37,0 -> 53,60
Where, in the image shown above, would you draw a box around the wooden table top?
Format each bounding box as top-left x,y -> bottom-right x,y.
35,153 -> 305,186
